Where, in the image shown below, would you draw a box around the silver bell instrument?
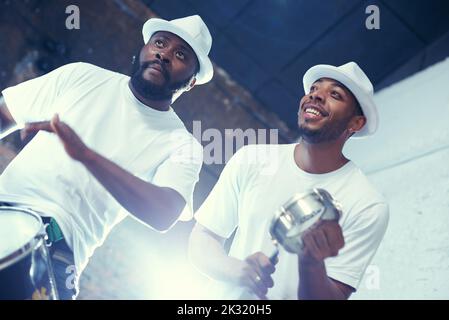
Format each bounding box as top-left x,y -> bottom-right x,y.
269,188 -> 342,258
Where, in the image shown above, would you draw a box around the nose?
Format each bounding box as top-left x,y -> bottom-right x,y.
309,89 -> 325,104
155,52 -> 170,64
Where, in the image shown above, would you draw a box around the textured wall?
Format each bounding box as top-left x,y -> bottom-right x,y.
345,58 -> 449,299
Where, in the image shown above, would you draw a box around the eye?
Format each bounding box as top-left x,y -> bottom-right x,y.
309,85 -> 316,94
331,91 -> 342,100
154,39 -> 164,47
175,51 -> 185,60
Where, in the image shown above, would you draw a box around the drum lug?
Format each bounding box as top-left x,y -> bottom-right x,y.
37,225 -> 52,247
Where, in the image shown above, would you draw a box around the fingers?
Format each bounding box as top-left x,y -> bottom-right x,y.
50,114 -> 79,144
50,114 -> 59,131
251,272 -> 269,298
301,220 -> 345,261
322,220 -> 345,251
257,257 -> 275,289
312,227 -> 328,249
302,229 -> 322,260
240,263 -> 267,299
23,121 -> 53,134
22,114 -> 62,140
241,252 -> 278,299
22,114 -> 87,162
258,254 -> 276,274
51,113 -> 60,124
21,121 -> 53,141
50,114 -> 66,138
245,252 -> 276,290
250,261 -> 274,289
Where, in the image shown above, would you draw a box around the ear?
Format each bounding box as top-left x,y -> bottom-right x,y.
348,115 -> 366,134
185,77 -> 196,91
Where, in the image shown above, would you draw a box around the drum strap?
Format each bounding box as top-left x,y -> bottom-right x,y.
44,217 -> 65,244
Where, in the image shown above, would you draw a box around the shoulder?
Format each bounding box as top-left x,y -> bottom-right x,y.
348,165 -> 387,204
57,62 -> 124,80
343,164 -> 390,223
80,62 -> 124,76
53,62 -> 96,74
62,62 -> 107,72
165,128 -> 203,163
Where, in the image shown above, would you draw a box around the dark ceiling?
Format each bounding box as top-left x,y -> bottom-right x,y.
144,0 -> 449,131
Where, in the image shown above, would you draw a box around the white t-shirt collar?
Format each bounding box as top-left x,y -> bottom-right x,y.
288,143 -> 355,180
124,79 -> 177,119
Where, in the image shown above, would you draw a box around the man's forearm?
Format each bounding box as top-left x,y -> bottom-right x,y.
189,225 -> 244,285
81,148 -> 183,231
21,116 -> 185,231
298,257 -> 346,300
195,248 -> 243,285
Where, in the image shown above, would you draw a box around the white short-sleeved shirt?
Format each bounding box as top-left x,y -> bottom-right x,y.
195,144 -> 389,300
0,62 -> 203,273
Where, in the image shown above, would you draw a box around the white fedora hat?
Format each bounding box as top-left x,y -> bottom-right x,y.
142,15 -> 213,85
303,62 -> 378,138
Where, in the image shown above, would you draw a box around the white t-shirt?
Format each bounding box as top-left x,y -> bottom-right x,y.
195,143 -> 389,300
0,62 -> 203,273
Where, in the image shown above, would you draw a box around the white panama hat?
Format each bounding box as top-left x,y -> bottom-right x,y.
142,15 -> 213,85
303,62 -> 378,138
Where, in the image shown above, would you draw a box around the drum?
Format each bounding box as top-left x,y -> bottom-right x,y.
269,188 -> 342,254
0,206 -> 58,300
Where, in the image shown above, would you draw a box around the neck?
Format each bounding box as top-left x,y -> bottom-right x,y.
128,81 -> 171,112
294,138 -> 349,174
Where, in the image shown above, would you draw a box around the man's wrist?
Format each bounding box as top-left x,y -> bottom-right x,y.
227,258 -> 247,285
80,147 -> 97,165
298,253 -> 324,270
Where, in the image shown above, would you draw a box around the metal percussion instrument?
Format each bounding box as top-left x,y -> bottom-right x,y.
0,206 -> 59,300
269,188 -> 342,255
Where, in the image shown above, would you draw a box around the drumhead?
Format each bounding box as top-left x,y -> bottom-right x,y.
0,207 -> 42,260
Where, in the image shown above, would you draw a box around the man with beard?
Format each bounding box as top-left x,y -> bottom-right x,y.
189,62 -> 389,300
0,15 -> 213,299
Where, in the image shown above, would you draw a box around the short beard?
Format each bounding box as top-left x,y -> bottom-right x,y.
298,116 -> 351,144
130,60 -> 192,101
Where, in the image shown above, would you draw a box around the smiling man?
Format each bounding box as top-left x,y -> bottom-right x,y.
0,15 -> 213,299
189,62 -> 389,300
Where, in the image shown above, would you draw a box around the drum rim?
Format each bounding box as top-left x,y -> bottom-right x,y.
269,188 -> 322,235
0,206 -> 46,271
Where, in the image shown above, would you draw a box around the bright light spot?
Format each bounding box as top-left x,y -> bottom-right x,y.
135,250 -> 210,299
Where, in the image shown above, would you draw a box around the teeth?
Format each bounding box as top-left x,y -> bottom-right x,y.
305,107 -> 323,116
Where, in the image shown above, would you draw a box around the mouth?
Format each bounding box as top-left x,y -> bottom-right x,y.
299,103 -> 329,121
147,63 -> 163,73
142,62 -> 169,83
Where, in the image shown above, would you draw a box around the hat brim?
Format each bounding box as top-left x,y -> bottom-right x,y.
142,19 -> 213,85
302,65 -> 378,138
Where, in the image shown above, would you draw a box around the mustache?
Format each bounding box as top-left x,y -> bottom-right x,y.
140,60 -> 170,81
